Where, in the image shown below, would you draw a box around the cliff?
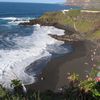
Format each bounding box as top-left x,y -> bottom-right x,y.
20,10 -> 100,42
66,0 -> 100,9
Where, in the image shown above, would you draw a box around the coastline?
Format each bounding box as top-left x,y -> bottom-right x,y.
21,10 -> 100,92
0,3 -> 100,99
26,40 -> 96,92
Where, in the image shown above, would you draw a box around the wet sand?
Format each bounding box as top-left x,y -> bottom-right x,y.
26,41 -> 96,92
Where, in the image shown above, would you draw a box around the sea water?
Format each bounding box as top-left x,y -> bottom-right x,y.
0,2 -> 77,88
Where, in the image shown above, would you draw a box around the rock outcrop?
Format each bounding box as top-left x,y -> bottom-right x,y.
19,10 -> 100,42
66,0 -> 100,9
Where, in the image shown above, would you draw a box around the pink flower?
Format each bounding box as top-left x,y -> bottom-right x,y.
95,77 -> 100,82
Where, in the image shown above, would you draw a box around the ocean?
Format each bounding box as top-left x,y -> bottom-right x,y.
0,2 -> 76,89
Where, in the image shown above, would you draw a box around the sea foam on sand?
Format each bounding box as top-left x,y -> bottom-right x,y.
0,24 -> 69,89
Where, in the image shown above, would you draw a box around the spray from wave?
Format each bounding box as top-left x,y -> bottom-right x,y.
0,17 -> 32,25
0,24 -> 70,89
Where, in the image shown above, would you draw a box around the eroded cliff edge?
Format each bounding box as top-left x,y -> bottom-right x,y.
19,10 -> 100,94
20,10 -> 100,43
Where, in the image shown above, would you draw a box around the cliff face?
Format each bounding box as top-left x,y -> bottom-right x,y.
66,0 -> 100,4
20,10 -> 100,41
67,0 -> 90,4
66,0 -> 100,9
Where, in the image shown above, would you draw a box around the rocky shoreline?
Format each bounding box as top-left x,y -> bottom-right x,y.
19,10 -> 100,43
19,19 -> 83,43
20,10 -> 100,91
20,19 -> 78,34
26,40 -> 99,92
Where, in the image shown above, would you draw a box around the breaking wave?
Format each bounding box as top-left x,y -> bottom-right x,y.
0,24 -> 70,89
0,17 -> 32,25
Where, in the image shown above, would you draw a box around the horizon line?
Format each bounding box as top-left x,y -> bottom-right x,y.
0,1 -> 64,4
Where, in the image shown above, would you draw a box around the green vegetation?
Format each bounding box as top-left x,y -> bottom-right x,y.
0,68 -> 99,100
40,10 -> 100,40
11,79 -> 22,88
87,30 -> 100,40
96,61 -> 100,66
67,10 -> 81,18
0,85 -> 7,98
76,20 -> 93,32
79,68 -> 100,98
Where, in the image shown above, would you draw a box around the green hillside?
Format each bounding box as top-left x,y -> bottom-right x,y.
40,10 -> 100,40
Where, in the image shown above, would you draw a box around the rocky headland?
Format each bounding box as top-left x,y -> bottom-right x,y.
20,10 -> 100,42
20,10 -> 100,91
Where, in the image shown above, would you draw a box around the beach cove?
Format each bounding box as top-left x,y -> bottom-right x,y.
22,10 -> 100,92
0,2 -> 100,99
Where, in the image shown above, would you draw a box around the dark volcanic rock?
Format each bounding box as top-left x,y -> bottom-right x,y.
19,19 -> 77,35
48,34 -> 80,43
19,18 -> 82,42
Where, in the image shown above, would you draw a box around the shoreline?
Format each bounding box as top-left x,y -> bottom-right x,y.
26,40 -> 96,92
21,10 -> 100,92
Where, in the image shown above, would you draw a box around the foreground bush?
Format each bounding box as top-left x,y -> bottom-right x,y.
0,68 -> 99,100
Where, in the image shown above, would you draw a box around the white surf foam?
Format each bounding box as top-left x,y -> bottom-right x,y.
8,18 -> 30,25
0,17 -> 31,25
0,17 -> 17,20
0,25 -> 69,89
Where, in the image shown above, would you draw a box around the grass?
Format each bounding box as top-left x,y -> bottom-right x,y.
0,68 -> 100,100
96,61 -> 100,66
92,30 -> 100,39
67,10 -> 81,17
76,20 -> 94,33
86,30 -> 100,40
40,10 -> 100,36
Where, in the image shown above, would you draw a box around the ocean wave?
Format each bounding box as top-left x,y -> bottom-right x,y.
0,25 -> 69,89
0,17 -> 32,25
0,17 -> 17,20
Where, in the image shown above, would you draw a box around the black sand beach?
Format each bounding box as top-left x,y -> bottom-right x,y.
26,40 -> 97,92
